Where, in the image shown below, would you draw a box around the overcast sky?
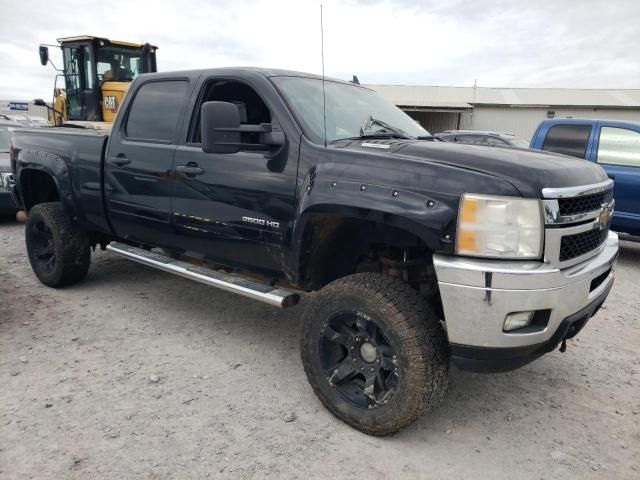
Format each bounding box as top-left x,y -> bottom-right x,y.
1,0 -> 639,100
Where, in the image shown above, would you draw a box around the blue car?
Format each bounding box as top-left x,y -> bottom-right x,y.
531,118 -> 640,238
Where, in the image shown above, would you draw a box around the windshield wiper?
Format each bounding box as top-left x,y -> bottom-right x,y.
327,116 -> 422,144
360,115 -> 410,138
416,135 -> 444,141
328,132 -> 410,144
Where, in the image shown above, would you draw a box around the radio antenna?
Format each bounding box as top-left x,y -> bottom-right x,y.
320,4 -> 327,147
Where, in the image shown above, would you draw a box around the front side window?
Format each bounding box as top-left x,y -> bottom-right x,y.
97,46 -> 143,83
597,127 -> 640,167
542,124 -> 591,158
125,80 -> 188,142
190,79 -> 271,144
272,76 -> 430,144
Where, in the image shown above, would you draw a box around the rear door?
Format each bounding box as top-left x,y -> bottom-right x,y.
104,78 -> 191,244
591,122 -> 640,234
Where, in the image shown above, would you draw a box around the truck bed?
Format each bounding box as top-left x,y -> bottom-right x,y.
11,126 -> 111,233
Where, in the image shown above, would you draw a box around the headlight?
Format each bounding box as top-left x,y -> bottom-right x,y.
456,193 -> 543,259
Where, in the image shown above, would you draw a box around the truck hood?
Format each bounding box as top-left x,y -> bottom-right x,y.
353,140 -> 609,198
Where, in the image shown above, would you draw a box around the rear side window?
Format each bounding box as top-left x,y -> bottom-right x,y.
542,124 -> 591,158
597,127 -> 640,167
125,80 -> 188,142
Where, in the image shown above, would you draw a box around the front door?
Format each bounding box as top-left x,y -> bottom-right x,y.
592,122 -> 640,234
171,78 -> 299,274
105,79 -> 190,245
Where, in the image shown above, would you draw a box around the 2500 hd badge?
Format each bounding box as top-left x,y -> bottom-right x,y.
242,216 -> 280,229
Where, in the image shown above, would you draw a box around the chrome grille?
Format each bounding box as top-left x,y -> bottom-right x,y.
559,228 -> 608,262
558,190 -> 614,216
542,180 -> 614,268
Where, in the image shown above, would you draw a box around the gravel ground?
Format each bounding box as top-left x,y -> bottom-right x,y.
1,218 -> 638,479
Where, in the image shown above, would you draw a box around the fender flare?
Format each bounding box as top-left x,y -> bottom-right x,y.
289,176 -> 458,284
16,148 -> 80,219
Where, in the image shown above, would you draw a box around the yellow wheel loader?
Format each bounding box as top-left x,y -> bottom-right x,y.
37,36 -> 157,126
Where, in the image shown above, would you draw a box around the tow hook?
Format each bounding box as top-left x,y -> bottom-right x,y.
559,338 -> 567,353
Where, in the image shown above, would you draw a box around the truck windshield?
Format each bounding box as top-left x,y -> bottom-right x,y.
272,76 -> 430,144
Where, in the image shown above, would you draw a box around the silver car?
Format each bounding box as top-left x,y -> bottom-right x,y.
0,120 -> 20,215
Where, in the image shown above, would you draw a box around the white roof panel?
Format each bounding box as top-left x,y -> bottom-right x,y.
366,84 -> 640,108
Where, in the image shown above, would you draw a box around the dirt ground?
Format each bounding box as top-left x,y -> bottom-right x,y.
0,218 -> 638,480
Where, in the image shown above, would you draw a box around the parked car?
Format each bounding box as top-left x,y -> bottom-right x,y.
10,68 -> 618,435
531,118 -> 640,238
26,116 -> 51,127
1,114 -> 50,127
0,119 -> 20,216
438,130 -> 530,148
2,114 -> 33,127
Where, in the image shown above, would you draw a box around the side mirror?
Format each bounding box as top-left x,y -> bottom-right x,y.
200,100 -> 286,156
39,45 -> 49,66
33,98 -> 47,107
201,101 -> 241,154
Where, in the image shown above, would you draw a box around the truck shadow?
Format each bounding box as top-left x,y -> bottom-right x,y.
0,215 -> 18,225
619,239 -> 640,265
82,248 -> 632,442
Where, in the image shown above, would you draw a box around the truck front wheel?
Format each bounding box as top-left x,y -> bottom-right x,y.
300,273 -> 449,435
25,202 -> 91,287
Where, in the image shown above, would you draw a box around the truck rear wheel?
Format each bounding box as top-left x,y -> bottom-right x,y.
25,202 -> 91,287
300,273 -> 449,435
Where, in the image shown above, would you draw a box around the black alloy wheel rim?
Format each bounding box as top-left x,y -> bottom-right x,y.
319,310 -> 399,409
30,221 -> 56,273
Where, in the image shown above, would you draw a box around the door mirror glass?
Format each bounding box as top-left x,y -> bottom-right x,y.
39,45 -> 49,66
201,101 -> 241,154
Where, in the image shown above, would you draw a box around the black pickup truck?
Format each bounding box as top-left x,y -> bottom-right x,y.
10,68 -> 619,435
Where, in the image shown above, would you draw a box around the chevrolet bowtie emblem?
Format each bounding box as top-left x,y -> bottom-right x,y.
598,204 -> 612,229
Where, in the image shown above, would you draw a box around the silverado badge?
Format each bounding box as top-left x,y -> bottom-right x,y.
598,204 -> 612,230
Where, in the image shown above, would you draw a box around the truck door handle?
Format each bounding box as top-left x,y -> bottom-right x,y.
176,163 -> 205,176
109,154 -> 131,167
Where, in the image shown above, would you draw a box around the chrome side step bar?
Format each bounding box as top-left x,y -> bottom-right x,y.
106,242 -> 300,308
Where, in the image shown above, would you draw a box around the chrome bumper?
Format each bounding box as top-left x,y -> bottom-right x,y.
433,231 -> 618,349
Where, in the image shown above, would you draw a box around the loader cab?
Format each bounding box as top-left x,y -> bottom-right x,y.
40,36 -> 157,124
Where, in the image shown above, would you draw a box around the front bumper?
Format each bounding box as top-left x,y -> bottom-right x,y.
433,231 -> 619,372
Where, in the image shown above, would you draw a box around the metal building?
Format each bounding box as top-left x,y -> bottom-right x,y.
367,85 -> 640,141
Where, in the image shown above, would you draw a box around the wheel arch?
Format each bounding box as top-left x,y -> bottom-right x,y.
292,203 -> 446,291
17,158 -> 79,220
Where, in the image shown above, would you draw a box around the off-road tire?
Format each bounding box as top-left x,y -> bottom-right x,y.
25,202 -> 91,287
300,273 -> 449,435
